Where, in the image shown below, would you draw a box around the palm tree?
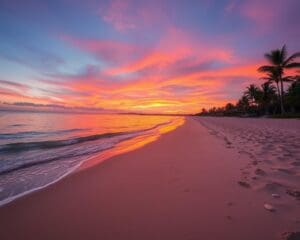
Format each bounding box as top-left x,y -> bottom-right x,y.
244,84 -> 262,106
260,69 -> 280,101
236,95 -> 249,114
224,103 -> 235,115
261,82 -> 276,114
260,69 -> 293,111
285,77 -> 300,112
258,45 -> 300,114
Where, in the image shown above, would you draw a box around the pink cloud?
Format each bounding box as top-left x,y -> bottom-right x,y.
98,0 -> 172,32
36,58 -> 262,114
61,34 -> 146,65
51,27 -> 247,113
0,86 -> 62,106
100,0 -> 136,31
239,0 -> 286,32
106,27 -> 234,76
0,79 -> 30,92
47,24 -> 269,113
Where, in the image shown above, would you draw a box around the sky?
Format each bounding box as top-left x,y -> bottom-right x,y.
0,0 -> 299,114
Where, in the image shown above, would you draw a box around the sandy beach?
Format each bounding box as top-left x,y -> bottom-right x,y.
1,117 -> 300,240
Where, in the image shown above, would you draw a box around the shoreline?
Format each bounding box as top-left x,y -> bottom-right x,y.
0,117 -> 184,207
0,117 -> 299,239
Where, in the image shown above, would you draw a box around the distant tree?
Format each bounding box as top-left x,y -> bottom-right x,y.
225,103 -> 235,111
258,45 -> 300,114
209,107 -> 217,114
244,84 -> 262,106
236,95 -> 250,114
285,77 -> 300,112
196,46 -> 300,117
260,69 -> 280,101
260,82 -> 277,114
224,103 -> 236,116
201,108 -> 208,115
260,69 -> 295,114
216,107 -> 225,115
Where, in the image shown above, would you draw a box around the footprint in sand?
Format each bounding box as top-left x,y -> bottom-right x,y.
276,168 -> 296,175
263,182 -> 285,192
286,189 -> 300,200
255,168 -> 266,176
225,215 -> 233,221
252,160 -> 259,165
227,202 -> 235,207
238,181 -> 251,188
281,231 -> 300,240
291,161 -> 300,166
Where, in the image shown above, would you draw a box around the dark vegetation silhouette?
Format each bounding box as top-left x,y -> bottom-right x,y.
197,46 -> 300,118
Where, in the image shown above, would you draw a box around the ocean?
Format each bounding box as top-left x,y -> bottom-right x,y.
0,112 -> 184,206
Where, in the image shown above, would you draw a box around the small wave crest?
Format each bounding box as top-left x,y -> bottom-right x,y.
0,132 -> 128,153
0,128 -> 88,140
0,120 -> 176,175
0,121 -> 174,153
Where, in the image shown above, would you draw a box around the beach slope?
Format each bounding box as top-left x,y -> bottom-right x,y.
0,117 -> 299,240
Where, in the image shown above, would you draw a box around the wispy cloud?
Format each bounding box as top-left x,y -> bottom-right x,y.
0,45 -> 64,73
98,0 -> 173,32
0,79 -> 29,91
0,0 -> 299,113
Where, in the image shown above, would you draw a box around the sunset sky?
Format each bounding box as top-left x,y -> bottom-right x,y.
0,0 -> 299,114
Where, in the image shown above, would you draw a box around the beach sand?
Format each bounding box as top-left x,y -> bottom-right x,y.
0,117 -> 300,240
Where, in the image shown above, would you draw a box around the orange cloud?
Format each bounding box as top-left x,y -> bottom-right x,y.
3,27 -> 267,114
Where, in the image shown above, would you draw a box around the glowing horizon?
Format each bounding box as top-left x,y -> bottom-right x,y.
0,0 -> 299,114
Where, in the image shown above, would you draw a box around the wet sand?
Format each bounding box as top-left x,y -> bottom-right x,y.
0,117 -> 300,240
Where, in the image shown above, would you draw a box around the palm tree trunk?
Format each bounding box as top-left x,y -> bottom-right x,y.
265,103 -> 269,115
279,77 -> 285,114
275,81 -> 281,113
276,82 -> 280,99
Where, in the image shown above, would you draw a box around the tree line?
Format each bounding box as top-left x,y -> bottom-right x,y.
197,45 -> 300,117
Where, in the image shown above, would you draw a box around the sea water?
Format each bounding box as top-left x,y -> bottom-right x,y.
0,112 -> 184,205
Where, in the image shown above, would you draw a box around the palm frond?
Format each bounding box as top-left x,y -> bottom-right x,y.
258,65 -> 275,72
282,77 -> 294,82
280,44 -> 287,62
264,53 -> 274,64
261,78 -> 278,86
260,77 -> 272,81
283,52 -> 300,65
272,49 -> 282,65
285,62 -> 300,69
